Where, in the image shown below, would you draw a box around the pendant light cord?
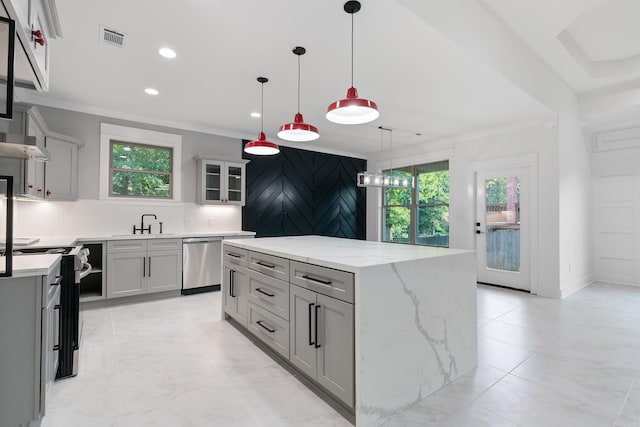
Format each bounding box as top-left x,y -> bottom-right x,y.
297,54 -> 301,114
261,82 -> 264,132
351,12 -> 354,87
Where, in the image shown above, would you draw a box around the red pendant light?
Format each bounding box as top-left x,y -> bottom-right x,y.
278,47 -> 319,142
326,1 -> 379,125
244,77 -> 280,155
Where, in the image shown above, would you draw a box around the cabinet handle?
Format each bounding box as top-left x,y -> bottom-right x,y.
302,274 -> 332,286
228,270 -> 233,297
308,303 -> 315,346
50,275 -> 63,286
52,344 -> 60,351
46,190 -> 51,197
54,304 -> 61,310
227,253 -> 241,258
315,305 -> 321,349
231,270 -> 236,298
255,287 -> 275,298
256,320 -> 275,333
143,257 -> 146,277
148,257 -> 151,277
256,261 -> 275,269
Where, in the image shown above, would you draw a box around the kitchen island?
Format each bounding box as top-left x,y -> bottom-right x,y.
222,235 -> 477,426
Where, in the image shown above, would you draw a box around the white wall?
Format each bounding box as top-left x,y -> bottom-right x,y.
12,106 -> 244,237
366,122 -> 560,297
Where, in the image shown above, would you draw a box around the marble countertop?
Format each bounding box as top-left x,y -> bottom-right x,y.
12,231 -> 255,248
0,254 -> 61,279
224,235 -> 474,273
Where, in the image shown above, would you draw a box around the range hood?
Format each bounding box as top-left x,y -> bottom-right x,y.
0,133 -> 49,161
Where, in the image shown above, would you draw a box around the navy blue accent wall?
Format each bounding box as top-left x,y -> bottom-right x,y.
242,143 -> 366,239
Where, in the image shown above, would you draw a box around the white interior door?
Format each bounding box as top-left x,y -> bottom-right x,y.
475,166 -> 530,291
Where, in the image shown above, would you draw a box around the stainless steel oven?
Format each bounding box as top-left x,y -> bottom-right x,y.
7,245 -> 90,378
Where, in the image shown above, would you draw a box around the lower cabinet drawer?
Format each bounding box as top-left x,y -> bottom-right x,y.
248,269 -> 289,320
247,302 -> 290,359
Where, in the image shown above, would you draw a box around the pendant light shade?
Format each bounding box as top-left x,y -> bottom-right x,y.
278,47 -> 319,142
244,77 -> 279,156
327,1 -> 379,125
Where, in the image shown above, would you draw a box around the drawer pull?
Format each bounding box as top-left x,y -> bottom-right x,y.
50,275 -> 63,286
256,261 -> 276,269
308,303 -> 315,346
256,320 -> 275,333
302,274 -> 332,286
315,305 -> 321,348
227,253 -> 242,258
256,287 -> 275,297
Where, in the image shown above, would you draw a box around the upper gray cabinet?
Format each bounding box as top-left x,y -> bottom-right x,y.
195,156 -> 249,206
1,0 -> 62,91
44,132 -> 80,200
0,15 -> 15,119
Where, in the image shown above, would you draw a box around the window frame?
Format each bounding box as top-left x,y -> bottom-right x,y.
108,140 -> 174,199
382,160 -> 450,247
100,123 -> 182,202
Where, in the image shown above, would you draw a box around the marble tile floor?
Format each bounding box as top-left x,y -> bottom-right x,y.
41,282 -> 639,427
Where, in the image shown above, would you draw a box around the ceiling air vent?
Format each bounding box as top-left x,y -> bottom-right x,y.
100,26 -> 126,47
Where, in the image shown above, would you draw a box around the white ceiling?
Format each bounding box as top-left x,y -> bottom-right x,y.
23,0 -> 639,155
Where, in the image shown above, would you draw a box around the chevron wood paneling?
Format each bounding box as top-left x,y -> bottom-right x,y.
243,143 -> 366,239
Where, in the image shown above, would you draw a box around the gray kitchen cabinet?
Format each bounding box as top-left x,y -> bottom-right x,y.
0,0 -> 61,90
195,156 -> 249,206
106,239 -> 182,299
106,252 -> 146,298
45,132 -> 80,200
223,261 -> 249,325
146,250 -> 182,293
290,284 -> 354,408
0,260 -> 61,426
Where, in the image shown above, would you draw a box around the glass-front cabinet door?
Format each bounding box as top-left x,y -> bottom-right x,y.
196,157 -> 248,206
225,162 -> 245,205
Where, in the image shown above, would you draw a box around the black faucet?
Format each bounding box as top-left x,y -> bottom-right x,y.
133,214 -> 157,234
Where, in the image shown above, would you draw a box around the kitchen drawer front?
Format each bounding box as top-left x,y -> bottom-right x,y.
290,261 -> 354,304
43,262 -> 62,306
247,302 -> 290,359
247,269 -> 289,321
248,251 -> 289,282
107,240 -> 147,254
223,246 -> 249,267
147,239 -> 181,252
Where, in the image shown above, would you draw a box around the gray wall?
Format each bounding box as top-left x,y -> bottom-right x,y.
37,106 -> 241,202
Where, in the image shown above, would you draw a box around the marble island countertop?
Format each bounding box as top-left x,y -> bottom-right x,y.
0,254 -> 61,278
224,235 -> 473,273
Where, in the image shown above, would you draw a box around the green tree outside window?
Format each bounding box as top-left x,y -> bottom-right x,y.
110,141 -> 172,198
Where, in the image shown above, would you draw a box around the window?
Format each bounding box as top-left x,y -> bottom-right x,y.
110,141 -> 172,198
382,160 -> 449,247
99,123 -> 182,201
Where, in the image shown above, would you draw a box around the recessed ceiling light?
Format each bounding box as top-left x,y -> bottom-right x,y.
144,88 -> 159,95
250,112 -> 261,118
158,47 -> 176,58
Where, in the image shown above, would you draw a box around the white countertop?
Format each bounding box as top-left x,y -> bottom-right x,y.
0,254 -> 61,279
15,231 -> 255,248
224,235 -> 473,272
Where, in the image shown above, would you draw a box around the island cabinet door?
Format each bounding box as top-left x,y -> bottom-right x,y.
289,284 -> 317,379
234,267 -> 250,325
223,264 -> 237,317
316,294 -> 354,409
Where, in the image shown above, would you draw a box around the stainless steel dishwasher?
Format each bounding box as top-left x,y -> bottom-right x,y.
182,237 -> 222,295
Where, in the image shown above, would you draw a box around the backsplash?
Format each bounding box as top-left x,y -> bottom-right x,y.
13,199 -> 242,237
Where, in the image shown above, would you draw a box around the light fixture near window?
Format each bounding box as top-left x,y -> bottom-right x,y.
244,77 -> 280,156
357,127 -> 414,188
326,1 -> 379,125
278,46 -> 319,142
